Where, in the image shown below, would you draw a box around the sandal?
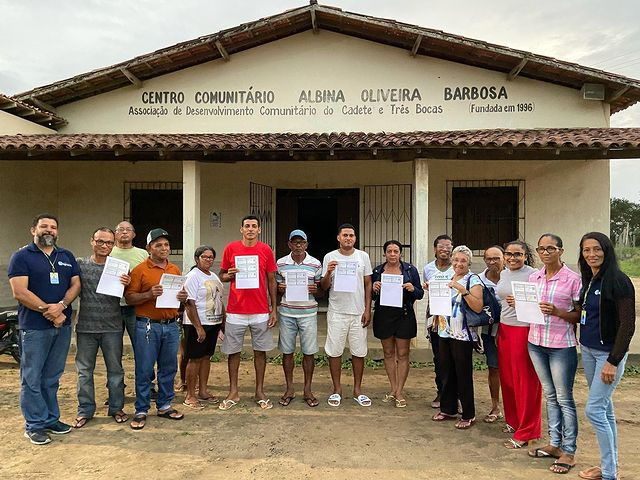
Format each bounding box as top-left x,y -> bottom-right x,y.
395,398 -> 407,408
197,395 -> 219,404
578,466 -> 602,480
256,399 -> 273,410
382,393 -> 396,403
484,412 -> 503,423
182,400 -> 204,410
328,393 -> 341,407
279,395 -> 295,407
432,412 -> 457,421
504,438 -> 528,449
130,413 -> 146,430
528,447 -> 561,459
303,396 -> 319,407
218,399 -> 238,411
353,395 -> 372,407
455,418 -> 476,429
157,408 -> 184,420
72,416 -> 90,429
502,424 -> 515,434
550,461 -> 575,474
112,411 -> 129,424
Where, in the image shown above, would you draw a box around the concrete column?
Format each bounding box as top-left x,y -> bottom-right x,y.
182,160 -> 201,272
413,158 -> 430,343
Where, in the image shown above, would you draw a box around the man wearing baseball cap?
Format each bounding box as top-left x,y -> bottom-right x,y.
125,228 -> 187,429
275,229 -> 323,407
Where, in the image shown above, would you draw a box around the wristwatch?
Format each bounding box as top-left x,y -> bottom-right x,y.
461,291 -> 470,297
58,300 -> 68,309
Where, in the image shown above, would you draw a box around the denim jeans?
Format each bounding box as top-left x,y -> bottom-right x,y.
75,332 -> 125,417
134,319 -> 179,414
582,345 -> 627,480
121,306 -> 137,352
528,342 -> 578,454
19,325 -> 71,432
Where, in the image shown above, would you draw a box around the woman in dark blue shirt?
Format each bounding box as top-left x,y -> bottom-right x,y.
371,240 -> 424,408
577,232 -> 635,480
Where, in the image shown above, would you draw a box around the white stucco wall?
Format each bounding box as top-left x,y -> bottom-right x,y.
56,31 -> 609,134
0,110 -> 56,134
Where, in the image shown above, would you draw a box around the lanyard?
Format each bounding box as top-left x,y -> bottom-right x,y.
41,249 -> 59,273
581,277 -> 595,309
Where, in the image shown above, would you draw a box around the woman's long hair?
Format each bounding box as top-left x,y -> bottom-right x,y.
503,240 -> 536,267
577,232 -> 620,303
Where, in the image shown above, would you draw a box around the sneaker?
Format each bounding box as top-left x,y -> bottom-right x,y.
44,421 -> 72,435
24,430 -> 52,445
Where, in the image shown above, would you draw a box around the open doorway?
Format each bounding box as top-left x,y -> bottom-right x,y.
275,188 -> 360,261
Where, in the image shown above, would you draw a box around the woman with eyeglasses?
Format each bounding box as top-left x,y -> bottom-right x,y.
495,241 -> 541,449
576,232 -> 635,480
182,246 -> 225,409
526,234 -> 582,474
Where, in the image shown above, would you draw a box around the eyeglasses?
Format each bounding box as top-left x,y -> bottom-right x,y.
436,244 -> 452,250
484,257 -> 502,263
290,241 -> 307,247
199,255 -> 215,260
504,252 -> 524,258
536,246 -> 561,254
115,227 -> 133,233
93,240 -> 115,246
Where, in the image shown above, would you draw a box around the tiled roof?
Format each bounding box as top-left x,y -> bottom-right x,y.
0,93 -> 67,129
0,129 -> 639,152
13,3 -> 640,114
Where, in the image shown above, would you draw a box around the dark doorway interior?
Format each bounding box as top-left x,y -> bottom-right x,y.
452,186 -> 518,250
130,188 -> 183,251
276,189 -> 360,261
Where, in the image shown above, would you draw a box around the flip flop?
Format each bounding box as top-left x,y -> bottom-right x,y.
528,447 -> 561,459
455,417 -> 476,429
112,411 -> 129,424
256,399 -> 273,410
197,395 -> 219,404
550,462 -> 575,474
182,400 -> 204,410
157,408 -> 184,420
303,396 -> 319,407
328,393 -> 341,407
382,393 -> 396,403
353,395 -> 372,407
504,438 -> 528,449
432,412 -> 457,421
72,416 -> 90,429
218,399 -> 238,411
483,412 -> 503,423
578,466 -> 602,480
130,413 -> 146,430
395,398 -> 407,408
503,424 -> 515,434
279,395 -> 295,407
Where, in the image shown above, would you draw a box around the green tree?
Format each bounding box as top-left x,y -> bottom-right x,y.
610,198 -> 640,245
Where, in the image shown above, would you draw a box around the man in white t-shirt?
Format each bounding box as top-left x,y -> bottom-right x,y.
320,223 -> 372,407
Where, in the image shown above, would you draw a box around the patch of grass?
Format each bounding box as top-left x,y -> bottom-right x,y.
615,247 -> 640,277
473,358 -> 488,371
624,364 -> 640,377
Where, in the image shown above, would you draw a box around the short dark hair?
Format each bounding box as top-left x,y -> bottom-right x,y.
241,215 -> 260,227
194,245 -> 216,261
433,234 -> 452,248
383,240 -> 403,253
484,245 -> 504,256
92,227 -> 115,238
32,213 -> 59,228
538,233 -> 563,248
337,223 -> 355,234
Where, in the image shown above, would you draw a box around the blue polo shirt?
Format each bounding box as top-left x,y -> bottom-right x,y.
7,243 -> 80,330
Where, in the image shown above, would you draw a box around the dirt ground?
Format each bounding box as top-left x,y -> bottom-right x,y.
0,355 -> 638,480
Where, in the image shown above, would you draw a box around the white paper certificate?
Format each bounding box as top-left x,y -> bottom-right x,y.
155,273 -> 186,308
285,270 -> 308,302
380,273 -> 403,308
334,261 -> 358,293
235,255 -> 259,289
428,280 -> 452,316
96,256 -> 130,298
512,281 -> 545,325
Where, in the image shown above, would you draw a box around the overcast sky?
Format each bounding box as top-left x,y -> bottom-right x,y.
1,0 -> 639,201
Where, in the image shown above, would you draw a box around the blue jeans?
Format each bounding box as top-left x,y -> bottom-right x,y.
582,346 -> 627,480
19,325 -> 71,432
75,332 -> 125,417
134,319 -> 179,414
121,306 -> 137,352
528,342 -> 578,454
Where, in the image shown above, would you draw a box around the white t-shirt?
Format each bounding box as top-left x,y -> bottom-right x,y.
423,260 -> 454,282
184,268 -> 224,325
322,249 -> 373,316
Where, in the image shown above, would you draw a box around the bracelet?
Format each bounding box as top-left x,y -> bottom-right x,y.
58,300 -> 68,309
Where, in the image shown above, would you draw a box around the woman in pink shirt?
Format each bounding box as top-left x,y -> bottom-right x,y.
527,233 -> 581,475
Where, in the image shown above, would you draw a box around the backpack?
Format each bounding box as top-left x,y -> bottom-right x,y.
460,274 -> 502,336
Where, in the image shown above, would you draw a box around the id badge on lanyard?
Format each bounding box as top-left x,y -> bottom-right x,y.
50,272 -> 59,285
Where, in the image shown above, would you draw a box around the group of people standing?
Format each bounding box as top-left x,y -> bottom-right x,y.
7,213 -> 636,480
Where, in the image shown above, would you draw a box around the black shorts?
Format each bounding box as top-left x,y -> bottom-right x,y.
183,324 -> 221,360
373,305 -> 417,340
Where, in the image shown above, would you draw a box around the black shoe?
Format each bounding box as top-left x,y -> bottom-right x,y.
150,386 -> 158,400
24,430 -> 52,445
44,421 -> 72,435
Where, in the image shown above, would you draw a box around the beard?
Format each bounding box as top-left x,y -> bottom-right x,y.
37,234 -> 57,247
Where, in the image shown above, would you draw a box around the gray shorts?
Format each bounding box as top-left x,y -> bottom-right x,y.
221,321 -> 275,354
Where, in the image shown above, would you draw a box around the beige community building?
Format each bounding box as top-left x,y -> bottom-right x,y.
1,3 -> 640,313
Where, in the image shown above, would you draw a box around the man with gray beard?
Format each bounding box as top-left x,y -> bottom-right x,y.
8,214 -> 81,445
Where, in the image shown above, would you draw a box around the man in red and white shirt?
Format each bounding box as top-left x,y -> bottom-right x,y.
218,215 -> 277,411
